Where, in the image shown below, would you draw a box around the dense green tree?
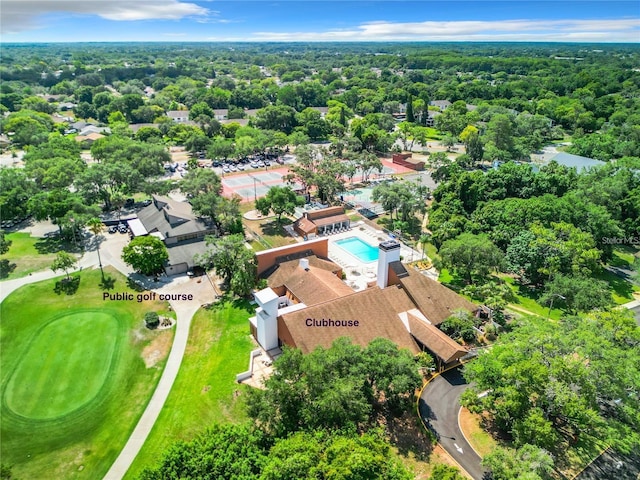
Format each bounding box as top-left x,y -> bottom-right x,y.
122,236 -> 169,276
252,105 -> 298,134
207,136 -> 235,160
195,234 -> 257,296
482,445 -> 554,480
91,136 -> 169,178
0,168 -> 37,221
405,94 -> 415,123
528,221 -> 601,280
429,464 -> 466,480
0,231 -> 12,255
372,181 -> 427,222
27,189 -> 86,234
464,131 -> 484,165
438,233 -> 504,283
179,168 -> 223,225
541,274 -> 612,313
255,186 -> 304,223
2,109 -> 53,146
137,424 -> 267,480
76,162 -> 143,210
462,310 -> 640,453
295,107 -> 330,140
23,136 -> 85,189
261,430 -> 412,480
247,338 -> 420,437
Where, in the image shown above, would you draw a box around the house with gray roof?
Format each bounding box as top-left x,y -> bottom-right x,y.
128,195 -> 217,274
167,110 -> 190,123
548,152 -> 605,172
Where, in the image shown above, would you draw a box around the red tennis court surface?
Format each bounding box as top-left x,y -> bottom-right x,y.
221,159 -> 414,202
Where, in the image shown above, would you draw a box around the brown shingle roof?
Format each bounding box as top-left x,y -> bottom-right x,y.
307,206 -> 345,221
266,255 -> 340,287
294,217 -> 316,235
399,268 -> 477,325
283,266 -> 353,306
312,214 -> 350,228
407,311 -> 467,363
280,286 -> 420,355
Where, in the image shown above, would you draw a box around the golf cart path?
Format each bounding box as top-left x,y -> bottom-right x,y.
103,298 -> 200,480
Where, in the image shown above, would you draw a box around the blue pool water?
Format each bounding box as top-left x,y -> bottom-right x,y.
335,237 -> 379,263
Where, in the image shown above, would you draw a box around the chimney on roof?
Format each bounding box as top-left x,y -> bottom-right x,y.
299,258 -> 310,271
377,240 -> 401,289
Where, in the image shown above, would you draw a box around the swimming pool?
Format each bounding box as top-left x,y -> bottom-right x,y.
335,237 -> 379,263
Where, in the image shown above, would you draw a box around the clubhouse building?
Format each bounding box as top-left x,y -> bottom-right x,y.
244,238 -> 477,376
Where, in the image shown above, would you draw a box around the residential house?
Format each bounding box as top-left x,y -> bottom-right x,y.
128,194 -> 217,274
167,110 -> 190,123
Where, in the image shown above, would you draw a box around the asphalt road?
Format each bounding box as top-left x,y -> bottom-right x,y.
419,368 -> 485,479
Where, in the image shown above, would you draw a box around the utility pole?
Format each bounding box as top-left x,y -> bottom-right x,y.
547,293 -> 566,320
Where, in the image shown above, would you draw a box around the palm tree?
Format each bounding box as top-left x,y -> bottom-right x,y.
87,217 -> 104,279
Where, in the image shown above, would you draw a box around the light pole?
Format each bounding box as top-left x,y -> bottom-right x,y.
547,293 -> 566,320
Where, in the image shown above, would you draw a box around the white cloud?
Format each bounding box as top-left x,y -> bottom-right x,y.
249,18 -> 640,42
1,0 -> 210,34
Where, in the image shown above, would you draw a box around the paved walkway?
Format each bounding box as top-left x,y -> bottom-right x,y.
103,299 -> 200,480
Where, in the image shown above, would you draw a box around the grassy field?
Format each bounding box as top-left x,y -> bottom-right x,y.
124,299 -> 254,479
0,232 -> 78,280
458,408 -> 497,457
0,267 -> 174,480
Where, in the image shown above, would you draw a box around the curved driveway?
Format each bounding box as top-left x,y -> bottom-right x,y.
418,368 -> 485,480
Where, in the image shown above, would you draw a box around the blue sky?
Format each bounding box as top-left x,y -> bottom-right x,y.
2,1 -> 639,43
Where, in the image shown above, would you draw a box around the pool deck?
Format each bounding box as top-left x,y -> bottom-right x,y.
324,222 -> 421,292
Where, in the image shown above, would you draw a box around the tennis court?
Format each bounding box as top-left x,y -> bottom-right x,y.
221,167 -> 303,201
221,158 -> 413,202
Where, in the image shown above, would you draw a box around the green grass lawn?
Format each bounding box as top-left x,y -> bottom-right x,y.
596,268 -> 639,304
501,276 -> 564,319
124,299 -> 254,479
1,267 -> 174,480
610,246 -> 637,267
424,127 -> 442,140
0,232 -> 77,280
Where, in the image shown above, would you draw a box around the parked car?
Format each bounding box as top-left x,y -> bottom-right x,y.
108,225 -> 118,234
264,160 -> 271,166
117,224 -> 128,234
250,162 -> 259,169
257,161 -> 265,167
222,166 -> 230,173
237,164 -> 245,171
